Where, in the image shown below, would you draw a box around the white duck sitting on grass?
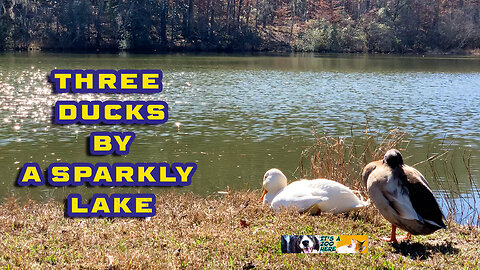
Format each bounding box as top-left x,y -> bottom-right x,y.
261,168 -> 369,214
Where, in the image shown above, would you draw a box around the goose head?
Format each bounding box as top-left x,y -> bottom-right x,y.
261,168 -> 288,202
383,149 -> 404,168
362,149 -> 405,187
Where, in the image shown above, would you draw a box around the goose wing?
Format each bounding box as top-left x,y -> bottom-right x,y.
271,194 -> 328,212
402,165 -> 446,229
362,161 -> 381,187
380,184 -> 420,221
271,180 -> 328,212
303,179 -> 369,212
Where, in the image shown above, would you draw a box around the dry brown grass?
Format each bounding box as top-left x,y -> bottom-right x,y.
1,128 -> 479,269
0,192 -> 479,269
425,148 -> 480,226
298,127 -> 407,191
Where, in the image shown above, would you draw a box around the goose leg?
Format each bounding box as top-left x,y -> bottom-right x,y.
381,225 -> 412,243
397,232 -> 412,241
381,224 -> 398,243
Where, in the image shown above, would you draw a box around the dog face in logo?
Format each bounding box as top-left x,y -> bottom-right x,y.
288,235 -> 320,253
336,239 -> 366,253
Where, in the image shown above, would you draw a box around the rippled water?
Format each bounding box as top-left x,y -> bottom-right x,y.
0,53 -> 479,216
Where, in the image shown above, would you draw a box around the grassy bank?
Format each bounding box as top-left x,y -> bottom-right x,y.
2,128 -> 478,269
0,191 -> 479,269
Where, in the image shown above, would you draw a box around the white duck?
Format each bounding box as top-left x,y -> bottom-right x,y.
261,168 -> 369,214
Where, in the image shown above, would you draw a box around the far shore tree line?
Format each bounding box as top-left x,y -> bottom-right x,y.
0,0 -> 479,53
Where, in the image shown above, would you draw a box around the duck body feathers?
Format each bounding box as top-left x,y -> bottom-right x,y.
268,179 -> 368,215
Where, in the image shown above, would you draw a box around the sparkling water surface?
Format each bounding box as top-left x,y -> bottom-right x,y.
1,52 -> 479,222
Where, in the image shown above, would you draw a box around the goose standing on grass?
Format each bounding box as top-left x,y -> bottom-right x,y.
261,169 -> 369,214
362,149 -> 446,243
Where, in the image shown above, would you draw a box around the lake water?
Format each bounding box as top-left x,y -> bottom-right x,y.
0,52 -> 479,221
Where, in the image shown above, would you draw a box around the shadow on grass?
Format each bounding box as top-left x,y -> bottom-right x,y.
391,241 -> 459,260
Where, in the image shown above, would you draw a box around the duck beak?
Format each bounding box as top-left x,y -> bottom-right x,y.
260,189 -> 267,202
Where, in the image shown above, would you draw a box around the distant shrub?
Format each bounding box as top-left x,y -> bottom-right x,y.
0,14 -> 12,50
362,8 -> 397,53
336,17 -> 366,53
297,17 -> 365,53
437,9 -> 477,51
296,19 -> 332,52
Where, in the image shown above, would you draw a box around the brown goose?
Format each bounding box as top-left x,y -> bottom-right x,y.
362,149 -> 446,242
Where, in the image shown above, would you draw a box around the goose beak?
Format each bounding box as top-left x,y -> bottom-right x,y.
260,189 -> 267,202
